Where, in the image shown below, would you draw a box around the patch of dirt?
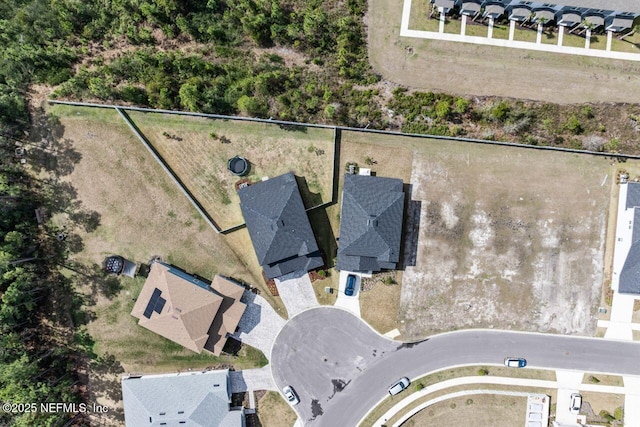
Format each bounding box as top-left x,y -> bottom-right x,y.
399,142 -> 611,339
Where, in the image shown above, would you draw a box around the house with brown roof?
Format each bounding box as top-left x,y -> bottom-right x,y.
131,262 -> 246,355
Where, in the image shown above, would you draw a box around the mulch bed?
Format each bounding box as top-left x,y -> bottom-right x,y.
262,271 -> 278,296
308,269 -> 327,283
361,271 -> 397,292
235,178 -> 252,191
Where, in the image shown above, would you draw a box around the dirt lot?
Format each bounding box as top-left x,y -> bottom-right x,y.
400,140 -> 612,339
368,0 -> 640,103
402,394 -> 527,427
127,111 -> 335,230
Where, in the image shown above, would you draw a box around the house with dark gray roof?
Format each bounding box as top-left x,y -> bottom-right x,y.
238,172 -> 323,280
121,369 -> 244,426
619,182 -> 640,295
336,174 -> 405,273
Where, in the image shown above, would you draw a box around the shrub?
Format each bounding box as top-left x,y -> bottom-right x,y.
450,403 -> 457,409
565,115 -> 583,134
317,270 -> 327,278
435,100 -> 451,120
453,97 -> 469,114
308,145 -> 315,153
477,368 -> 489,376
466,398 -> 474,405
365,156 -> 374,165
415,383 -> 424,391
614,406 -> 623,420
599,410 -> 614,421
582,106 -> 594,119
589,375 -> 600,383
490,101 -> 510,122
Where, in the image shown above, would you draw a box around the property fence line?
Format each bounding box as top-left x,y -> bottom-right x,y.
115,108 -> 224,234
49,100 -> 640,160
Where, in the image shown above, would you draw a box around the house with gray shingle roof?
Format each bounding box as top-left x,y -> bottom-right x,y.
121,369 -> 244,427
336,174 -> 405,273
238,172 -> 323,280
619,182 -> 640,295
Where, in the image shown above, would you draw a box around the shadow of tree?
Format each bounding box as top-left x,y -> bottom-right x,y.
67,262 -> 124,300
27,109 -> 82,177
89,353 -> 125,423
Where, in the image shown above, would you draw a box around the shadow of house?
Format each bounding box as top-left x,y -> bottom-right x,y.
295,175 -> 323,209
131,262 -> 246,355
238,172 -> 323,280
336,174 -> 405,273
399,184 -> 422,270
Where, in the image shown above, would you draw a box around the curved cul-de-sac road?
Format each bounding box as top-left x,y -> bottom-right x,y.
271,307 -> 640,427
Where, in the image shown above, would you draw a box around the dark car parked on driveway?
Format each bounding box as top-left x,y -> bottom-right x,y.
345,274 -> 356,296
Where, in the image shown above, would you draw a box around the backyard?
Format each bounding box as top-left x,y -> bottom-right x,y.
128,111 -> 335,230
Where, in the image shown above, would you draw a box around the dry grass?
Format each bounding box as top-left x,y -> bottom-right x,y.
127,111 -> 335,230
580,391 -> 624,422
583,373 -> 624,387
47,104 -> 276,371
368,0 -> 640,103
359,280 -> 402,335
257,391 -> 298,427
401,394 -> 527,427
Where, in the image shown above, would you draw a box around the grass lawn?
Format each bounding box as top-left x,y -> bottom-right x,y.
409,0 -> 440,32
257,391 -> 298,427
582,373 -> 623,387
47,104 -> 281,371
359,279 -> 402,335
401,394 -> 527,427
127,111 -> 335,230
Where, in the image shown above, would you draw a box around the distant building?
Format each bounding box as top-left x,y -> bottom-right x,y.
441,0 -> 640,33
131,262 -> 246,355
121,369 -> 244,426
336,174 -> 405,273
238,172 -> 323,279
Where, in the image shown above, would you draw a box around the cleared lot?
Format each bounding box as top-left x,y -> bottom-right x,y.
400,140 -> 612,339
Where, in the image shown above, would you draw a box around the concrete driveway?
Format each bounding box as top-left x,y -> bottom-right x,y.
231,290 -> 286,360
275,271 -> 319,318
334,271 -> 361,317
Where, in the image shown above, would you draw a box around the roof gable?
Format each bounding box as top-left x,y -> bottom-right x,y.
239,173 -> 322,278
337,174 -> 404,272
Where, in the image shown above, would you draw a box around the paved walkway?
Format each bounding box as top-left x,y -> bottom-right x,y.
400,0 -> 640,62
334,270 -> 362,317
624,376 -> 640,427
229,366 -> 277,393
275,271 -> 319,318
368,373 -> 631,427
231,290 -> 286,360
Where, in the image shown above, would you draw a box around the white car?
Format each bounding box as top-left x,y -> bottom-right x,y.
388,377 -> 411,395
570,393 -> 582,414
283,385 -> 300,405
504,357 -> 526,368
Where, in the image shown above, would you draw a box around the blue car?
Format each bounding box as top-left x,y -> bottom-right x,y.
345,274 -> 356,296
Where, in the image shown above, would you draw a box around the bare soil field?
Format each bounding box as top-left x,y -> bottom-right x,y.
368,0 -> 640,103
402,394 -> 527,427
401,140 -> 612,339
127,111 -> 335,230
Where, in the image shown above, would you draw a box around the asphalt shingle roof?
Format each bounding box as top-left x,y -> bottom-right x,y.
620,207 -> 640,295
121,370 -> 244,427
239,173 -> 323,279
337,174 -> 404,273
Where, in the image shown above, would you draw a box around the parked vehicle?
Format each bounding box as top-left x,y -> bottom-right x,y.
504,357 -> 526,368
570,393 -> 582,414
388,377 -> 411,395
345,274 -> 357,296
283,385 -> 300,405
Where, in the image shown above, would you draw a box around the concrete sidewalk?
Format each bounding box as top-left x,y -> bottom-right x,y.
229,366 -> 277,393
369,372 -> 630,427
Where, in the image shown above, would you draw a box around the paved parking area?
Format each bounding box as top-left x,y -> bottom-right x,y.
275,271 -> 319,318
229,366 -> 277,393
334,271 -> 361,317
231,290 -> 286,360
555,370 -> 583,425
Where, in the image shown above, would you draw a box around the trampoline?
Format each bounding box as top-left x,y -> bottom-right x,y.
227,156 -> 249,176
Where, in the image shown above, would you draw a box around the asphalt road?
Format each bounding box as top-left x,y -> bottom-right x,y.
270,307 -> 640,427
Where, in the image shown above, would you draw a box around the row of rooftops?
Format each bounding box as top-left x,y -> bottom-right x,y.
433,0 -> 640,31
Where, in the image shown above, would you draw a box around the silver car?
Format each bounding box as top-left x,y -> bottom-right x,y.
388,377 -> 411,395
283,385 -> 300,405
